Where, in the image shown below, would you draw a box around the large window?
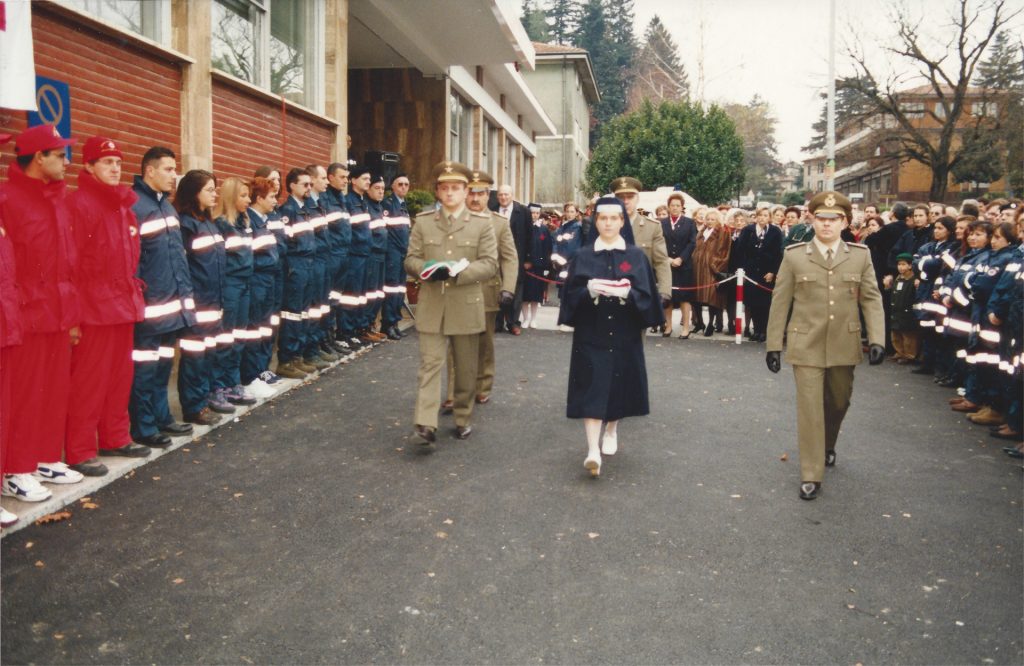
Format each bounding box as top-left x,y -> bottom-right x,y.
449,92 -> 473,165
211,0 -> 323,110
65,0 -> 169,44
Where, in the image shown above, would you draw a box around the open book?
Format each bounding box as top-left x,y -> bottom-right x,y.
419,258 -> 470,281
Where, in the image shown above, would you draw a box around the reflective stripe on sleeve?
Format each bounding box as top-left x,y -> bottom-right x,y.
350,213 -> 371,225
224,236 -> 252,250
325,212 -> 344,223
144,299 -> 183,319
270,314 -> 281,326
158,346 -> 176,358
179,338 -> 207,353
132,350 -> 161,362
195,309 -> 223,323
369,219 -> 387,230
280,311 -> 304,322
386,216 -> 411,227
251,235 -> 278,251
192,235 -> 221,251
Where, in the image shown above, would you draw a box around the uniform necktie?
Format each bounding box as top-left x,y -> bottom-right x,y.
826,248 -> 834,265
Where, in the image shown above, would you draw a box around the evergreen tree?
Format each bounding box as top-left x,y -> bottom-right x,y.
802,76 -> 875,153
627,15 -> 689,111
723,95 -> 781,195
549,0 -> 579,45
522,0 -> 553,43
974,30 -> 1024,194
573,0 -> 637,143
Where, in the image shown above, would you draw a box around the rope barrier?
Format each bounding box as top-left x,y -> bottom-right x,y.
524,270 -> 739,291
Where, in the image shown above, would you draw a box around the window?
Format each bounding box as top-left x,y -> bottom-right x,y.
211,0 -> 323,110
449,93 -> 473,165
65,0 -> 169,44
933,102 -> 946,119
818,163 -> 824,174
899,102 -> 924,119
971,101 -> 998,117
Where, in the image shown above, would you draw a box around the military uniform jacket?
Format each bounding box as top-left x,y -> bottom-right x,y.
766,241 -> 885,367
404,207 -> 498,336
482,212 -> 519,313
629,213 -> 672,298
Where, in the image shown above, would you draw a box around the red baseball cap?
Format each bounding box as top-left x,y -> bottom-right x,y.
15,124 -> 76,156
82,136 -> 124,163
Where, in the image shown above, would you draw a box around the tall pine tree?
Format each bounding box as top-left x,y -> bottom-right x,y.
973,30 -> 1024,194
627,15 -> 689,111
521,0 -> 553,43
573,0 -> 637,143
549,0 -> 580,45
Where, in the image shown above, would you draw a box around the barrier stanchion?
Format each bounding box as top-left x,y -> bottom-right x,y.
734,268 -> 745,345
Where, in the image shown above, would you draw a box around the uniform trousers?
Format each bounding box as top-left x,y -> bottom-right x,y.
364,253 -> 386,327
417,331 -> 480,429
792,364 -> 855,483
217,277 -> 250,390
129,329 -> 179,438
304,256 -> 328,357
66,323 -> 134,464
177,321 -> 218,416
279,255 -> 313,363
241,270 -> 276,385
340,254 -> 368,334
446,315 -> 497,402
6,331 -> 71,473
382,247 -> 406,328
497,275 -> 524,331
322,253 -> 343,337
330,252 -> 349,334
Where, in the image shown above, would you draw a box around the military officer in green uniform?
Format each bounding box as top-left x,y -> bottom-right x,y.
406,161 -> 498,445
765,191 -> 886,500
444,170 -> 518,407
612,177 -> 672,304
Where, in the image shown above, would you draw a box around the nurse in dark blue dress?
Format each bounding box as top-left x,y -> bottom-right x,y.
558,197 -> 664,477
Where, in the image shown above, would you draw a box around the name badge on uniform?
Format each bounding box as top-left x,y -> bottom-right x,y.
896,282 -> 904,291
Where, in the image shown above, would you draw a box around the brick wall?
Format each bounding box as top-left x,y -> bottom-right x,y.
0,10 -> 181,186
212,79 -> 334,181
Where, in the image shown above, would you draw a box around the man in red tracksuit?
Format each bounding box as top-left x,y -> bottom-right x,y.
0,132 -> 24,527
0,125 -> 84,503
64,137 -> 146,477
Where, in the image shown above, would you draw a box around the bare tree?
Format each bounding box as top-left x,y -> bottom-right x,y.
842,0 -> 1022,200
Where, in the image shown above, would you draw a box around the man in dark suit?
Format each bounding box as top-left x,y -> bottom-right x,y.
865,201 -> 909,352
493,184 -> 531,334
731,206 -> 784,341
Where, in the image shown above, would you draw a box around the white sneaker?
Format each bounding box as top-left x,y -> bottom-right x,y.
245,379 -> 276,399
2,473 -> 53,502
34,462 -> 84,485
558,324 -> 573,333
584,454 -> 601,477
1,507 -> 19,528
530,321 -> 538,329
601,431 -> 618,456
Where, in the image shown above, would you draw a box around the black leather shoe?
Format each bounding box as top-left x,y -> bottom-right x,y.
703,323 -> 714,337
414,424 -> 436,446
911,366 -> 934,375
100,443 -> 152,457
936,376 -> 958,387
825,449 -> 836,467
159,422 -> 194,436
387,326 -> 402,340
799,481 -> 821,500
133,432 -> 172,448
454,425 -> 473,440
69,458 -> 109,476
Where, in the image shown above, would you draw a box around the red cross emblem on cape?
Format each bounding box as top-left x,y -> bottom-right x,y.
618,260 -> 632,272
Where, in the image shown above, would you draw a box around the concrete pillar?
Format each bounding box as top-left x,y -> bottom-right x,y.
325,0 -> 348,163
173,0 -> 212,171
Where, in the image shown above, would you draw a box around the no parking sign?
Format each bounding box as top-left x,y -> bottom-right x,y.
27,75 -> 71,158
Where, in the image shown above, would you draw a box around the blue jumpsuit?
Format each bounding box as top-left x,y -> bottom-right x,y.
215,212 -> 254,391
341,191 -> 371,336
304,193 -> 331,357
325,186 -> 352,337
381,193 -> 410,329
277,196 -> 316,364
241,207 -> 281,384
365,198 -> 389,328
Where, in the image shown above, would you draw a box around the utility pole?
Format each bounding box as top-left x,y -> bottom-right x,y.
696,0 -> 706,107
825,0 -> 836,190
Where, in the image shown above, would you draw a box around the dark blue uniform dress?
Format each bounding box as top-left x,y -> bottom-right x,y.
558,241 -> 663,420
323,187 -> 350,340
177,212 -> 226,417
129,177 -> 195,438
660,215 -> 697,305
730,223 -> 783,338
241,207 -> 280,384
381,193 -> 410,329
278,195 -> 315,364
365,198 -> 388,328
215,212 -> 254,391
342,190 -> 371,337
304,193 -> 331,358
523,221 -> 552,303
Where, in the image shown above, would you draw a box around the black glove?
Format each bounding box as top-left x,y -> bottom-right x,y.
499,290 -> 514,306
766,351 -> 781,373
661,297 -> 672,309
428,266 -> 450,282
868,344 -> 885,365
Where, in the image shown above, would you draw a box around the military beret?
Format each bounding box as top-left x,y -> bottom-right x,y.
370,174 -> 385,186
467,169 -> 494,192
611,176 -> 642,195
429,160 -> 471,184
808,191 -> 852,220
349,164 -> 371,179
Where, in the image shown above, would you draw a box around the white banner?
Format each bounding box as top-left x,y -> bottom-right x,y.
0,0 -> 38,110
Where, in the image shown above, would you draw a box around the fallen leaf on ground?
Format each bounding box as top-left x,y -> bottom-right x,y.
730,494 -> 742,499
436,531 -> 448,539
233,493 -> 244,499
35,511 -> 72,525
587,532 -> 600,539
25,542 -> 33,549
81,502 -> 99,510
779,453 -> 789,461
152,476 -> 161,481
79,497 -> 91,503
172,578 -> 185,585
34,560 -> 45,568
443,518 -> 454,525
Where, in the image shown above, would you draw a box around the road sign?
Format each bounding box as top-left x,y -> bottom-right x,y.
27,76 -> 72,159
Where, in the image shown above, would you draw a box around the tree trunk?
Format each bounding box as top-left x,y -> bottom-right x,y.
930,163 -> 950,202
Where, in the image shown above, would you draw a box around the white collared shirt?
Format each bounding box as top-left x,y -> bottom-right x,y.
594,236 -> 626,252
812,236 -> 841,259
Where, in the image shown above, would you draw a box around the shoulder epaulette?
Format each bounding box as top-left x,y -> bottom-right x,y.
847,242 -> 868,249
470,210 -> 491,219
785,242 -> 808,250
415,209 -> 436,220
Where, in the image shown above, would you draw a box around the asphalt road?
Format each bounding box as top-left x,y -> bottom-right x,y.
2,325 -> 1021,665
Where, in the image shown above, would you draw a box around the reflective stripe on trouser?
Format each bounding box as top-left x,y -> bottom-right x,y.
5,330 -> 72,474
416,332 -> 481,429
242,270 -> 277,385
215,277 -> 251,391
363,254 -> 386,327
66,323 -> 135,464
177,321 -> 218,416
322,253 -> 344,335
340,254 -> 368,334
129,329 -> 179,438
792,365 -> 855,483
279,255 -> 314,363
382,248 -> 406,328
447,315 -> 496,402
331,252 -> 350,333
303,257 -> 328,357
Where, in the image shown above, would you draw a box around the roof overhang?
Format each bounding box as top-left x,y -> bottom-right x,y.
348,0 -> 535,75
535,52 -> 601,104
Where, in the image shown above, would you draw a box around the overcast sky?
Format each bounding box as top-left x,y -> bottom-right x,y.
633,0 -> 1024,164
